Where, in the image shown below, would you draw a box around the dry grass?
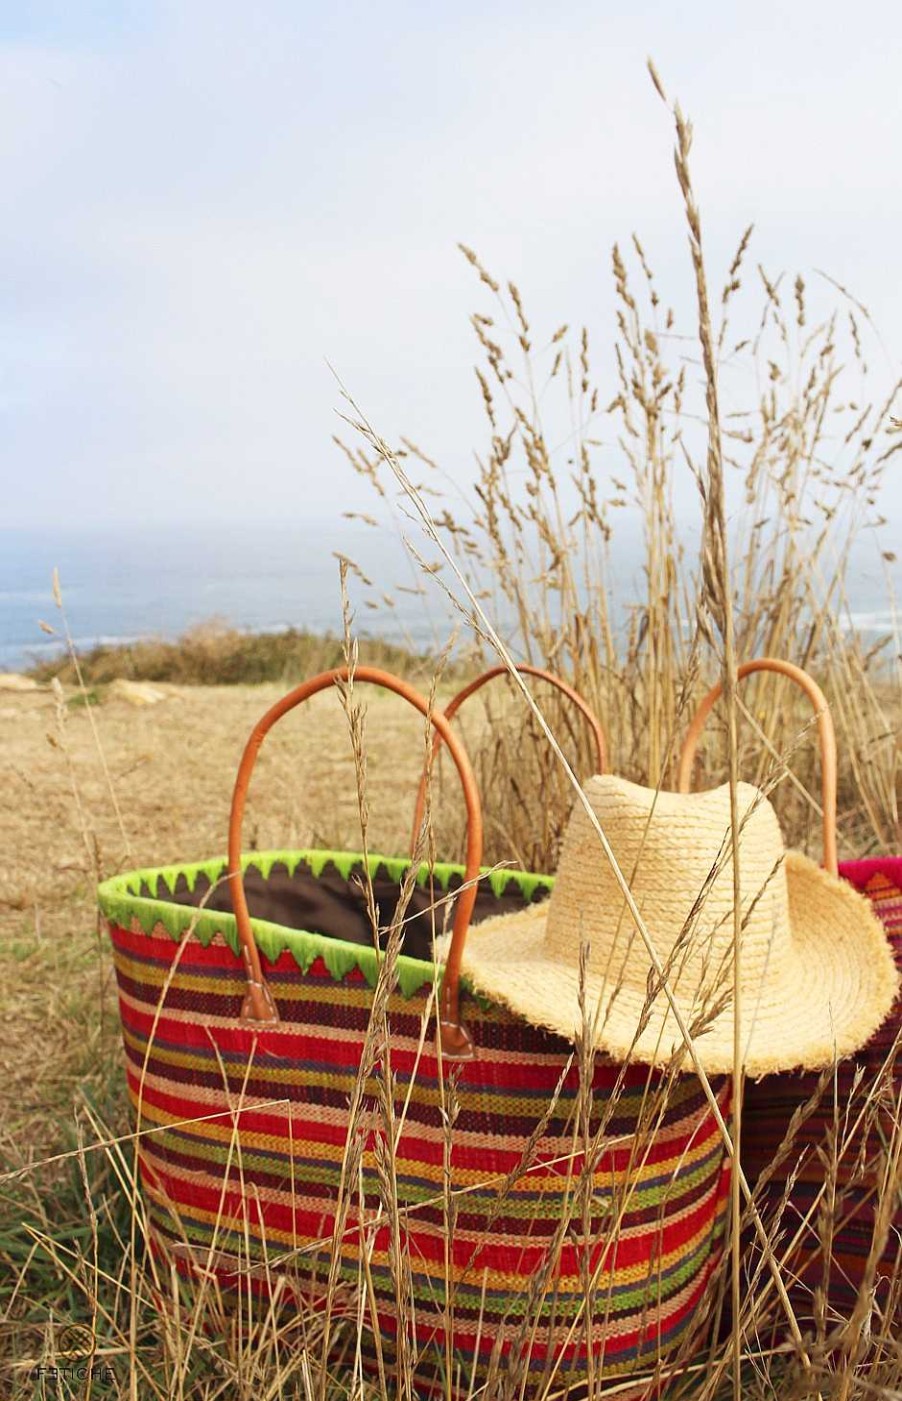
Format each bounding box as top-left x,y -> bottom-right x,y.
338,114 -> 900,876
2,672 -> 898,1397
27,620 -> 427,689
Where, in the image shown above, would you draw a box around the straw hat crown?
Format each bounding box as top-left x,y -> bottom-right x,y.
460,774 -> 899,1074
543,775 -> 789,1002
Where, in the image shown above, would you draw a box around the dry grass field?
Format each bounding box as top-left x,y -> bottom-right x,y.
1,654 -> 899,1398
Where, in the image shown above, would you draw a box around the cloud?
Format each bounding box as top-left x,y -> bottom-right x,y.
2,0 -> 900,530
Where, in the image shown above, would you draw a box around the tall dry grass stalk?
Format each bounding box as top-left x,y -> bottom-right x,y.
338,131 -> 900,885
661,74 -> 746,1400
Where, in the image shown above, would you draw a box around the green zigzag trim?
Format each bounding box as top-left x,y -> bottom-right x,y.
247,851 -> 273,882
157,865 -> 181,896
98,848 -> 554,1001
200,857 -> 227,886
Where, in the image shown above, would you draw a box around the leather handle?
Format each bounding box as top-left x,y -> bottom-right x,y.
228,666 -> 484,1058
676,657 -> 838,876
410,664 -> 607,851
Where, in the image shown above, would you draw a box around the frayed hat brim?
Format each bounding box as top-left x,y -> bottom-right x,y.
454,853 -> 899,1075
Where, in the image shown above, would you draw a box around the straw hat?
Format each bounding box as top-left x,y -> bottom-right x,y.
459,776 -> 898,1075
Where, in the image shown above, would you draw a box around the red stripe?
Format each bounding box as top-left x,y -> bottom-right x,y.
138,1145 -> 722,1278
126,1061 -> 726,1185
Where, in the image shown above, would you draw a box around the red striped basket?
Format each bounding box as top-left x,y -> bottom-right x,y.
100,666 -> 731,1397
678,657 -> 902,1339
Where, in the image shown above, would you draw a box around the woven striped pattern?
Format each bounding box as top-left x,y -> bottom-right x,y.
741,857 -> 902,1329
103,852 -> 731,1397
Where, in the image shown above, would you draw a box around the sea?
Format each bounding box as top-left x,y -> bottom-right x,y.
0,520 -> 898,673
0,521 -> 442,672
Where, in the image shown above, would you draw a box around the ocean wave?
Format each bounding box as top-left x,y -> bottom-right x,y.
0,633 -> 146,668
841,610 -> 899,632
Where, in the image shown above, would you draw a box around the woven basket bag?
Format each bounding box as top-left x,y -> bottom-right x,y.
678,656 -> 902,1338
100,665 -> 731,1398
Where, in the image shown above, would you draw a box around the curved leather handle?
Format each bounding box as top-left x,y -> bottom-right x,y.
676,657 -> 838,876
228,665 -> 484,1059
410,664 -> 607,851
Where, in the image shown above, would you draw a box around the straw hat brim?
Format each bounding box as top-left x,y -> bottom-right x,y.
457,853 -> 899,1075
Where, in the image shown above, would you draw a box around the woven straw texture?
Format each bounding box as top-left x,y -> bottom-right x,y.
102,852 -> 731,1398
459,777 -> 898,1075
739,856 -> 902,1335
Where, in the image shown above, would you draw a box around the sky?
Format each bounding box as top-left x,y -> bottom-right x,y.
2,0 -> 902,535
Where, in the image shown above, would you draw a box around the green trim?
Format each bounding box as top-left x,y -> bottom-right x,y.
98,849 -> 553,1000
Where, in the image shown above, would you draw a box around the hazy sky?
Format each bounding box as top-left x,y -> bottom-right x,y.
3,0 -> 901,533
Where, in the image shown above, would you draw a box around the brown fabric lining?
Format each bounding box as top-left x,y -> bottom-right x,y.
152,861 -> 546,965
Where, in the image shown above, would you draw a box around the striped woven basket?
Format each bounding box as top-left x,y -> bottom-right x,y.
740,856 -> 902,1333
100,666 -> 731,1398
678,657 -> 902,1338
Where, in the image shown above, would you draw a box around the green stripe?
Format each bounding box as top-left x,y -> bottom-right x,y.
100,848 -> 553,1000
149,1200 -> 718,1321
143,1117 -> 721,1222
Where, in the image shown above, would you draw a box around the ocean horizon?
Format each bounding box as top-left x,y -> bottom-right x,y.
1,520 -> 898,674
